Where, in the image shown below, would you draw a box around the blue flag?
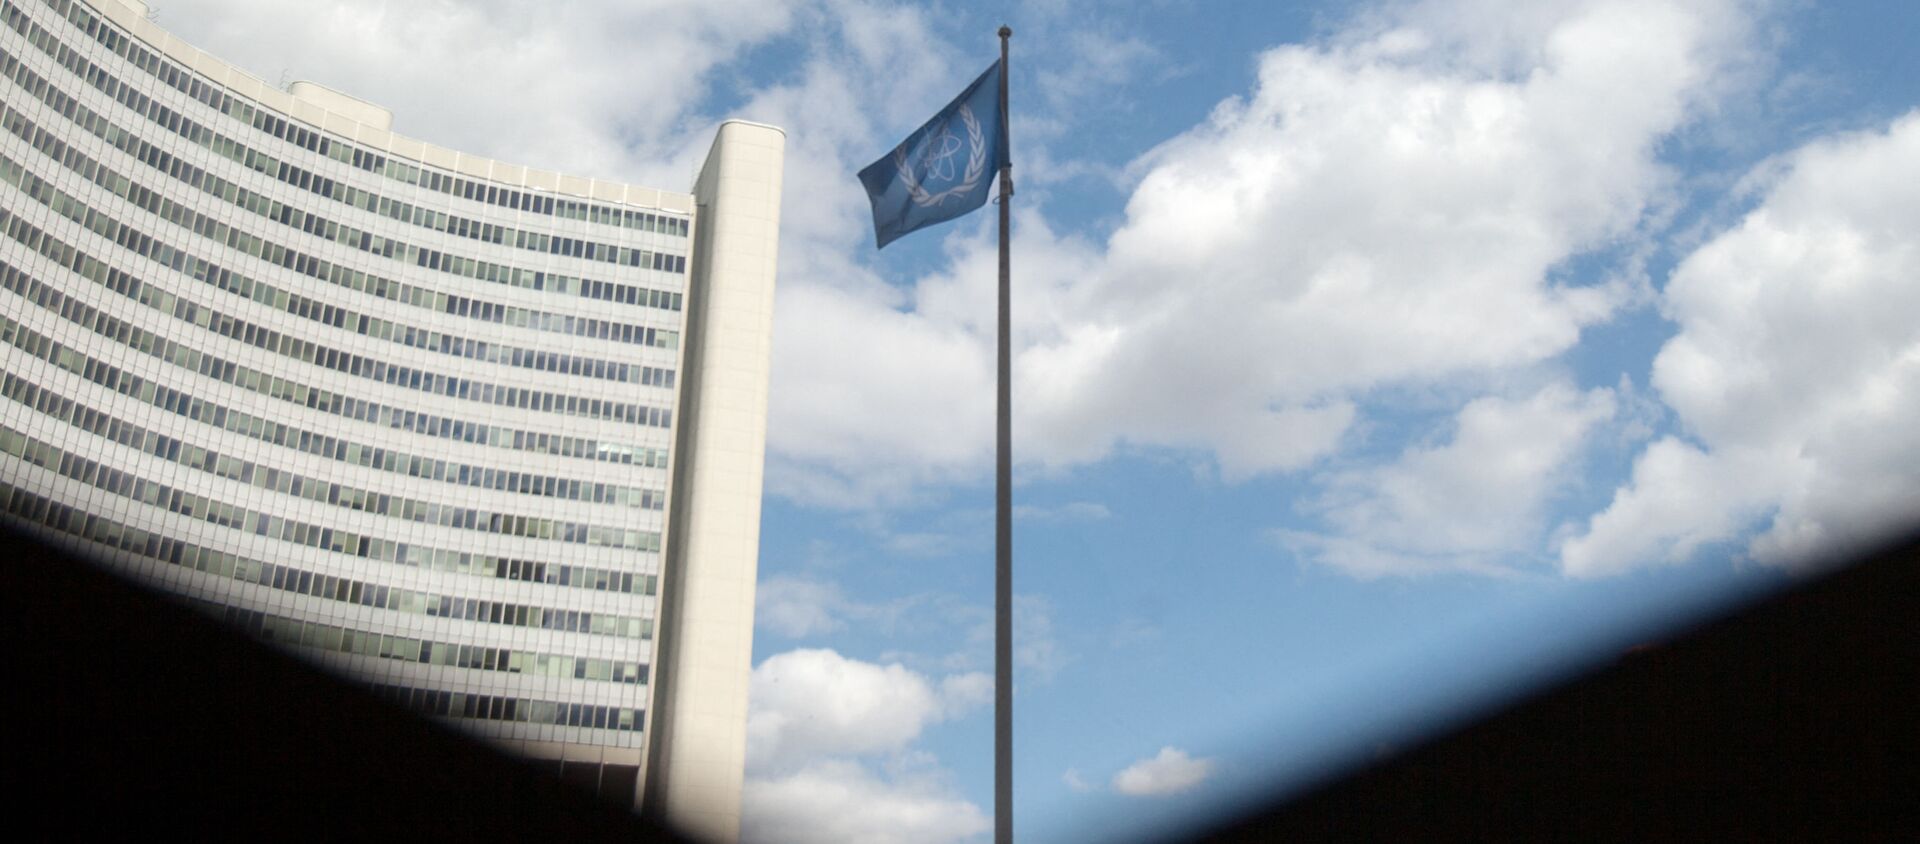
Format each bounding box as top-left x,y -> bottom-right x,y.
860,62 -> 1010,249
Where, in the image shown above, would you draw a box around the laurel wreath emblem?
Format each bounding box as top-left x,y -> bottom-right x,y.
895,103 -> 988,208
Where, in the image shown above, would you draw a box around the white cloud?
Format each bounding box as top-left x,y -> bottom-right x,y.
761,579 -> 1063,686
940,671 -> 994,713
167,0 -> 1771,513
1560,439 -> 1787,575
743,758 -> 989,844
1014,595 -> 1067,680
1036,31 -> 1160,117
764,276 -> 995,507
746,648 -> 986,774
1023,28 -> 1164,183
1285,382 -> 1617,577
760,0 -> 1765,506
1111,747 -> 1215,797
950,594 -> 1068,681
756,575 -> 936,638
1023,0 -> 1753,479
149,0 -> 802,184
1063,768 -> 1095,793
743,649 -> 989,844
757,577 -> 854,638
765,211 -> 1108,507
1564,110 -> 1920,574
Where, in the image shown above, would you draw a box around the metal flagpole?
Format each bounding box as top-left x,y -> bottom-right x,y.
995,24 -> 1014,844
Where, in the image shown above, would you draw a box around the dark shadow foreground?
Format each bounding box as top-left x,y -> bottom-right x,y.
5,526 -> 1916,841
1176,530 -> 1920,842
1,527 -> 685,841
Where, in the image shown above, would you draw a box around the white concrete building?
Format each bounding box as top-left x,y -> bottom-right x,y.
0,1 -> 780,839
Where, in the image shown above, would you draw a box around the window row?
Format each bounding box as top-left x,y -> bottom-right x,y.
0,283 -> 669,475
248,604 -> 652,684
0,54 -> 680,350
351,677 -> 646,735
0,208 -> 673,430
0,475 -> 653,640
242,555 -> 654,639
30,0 -> 689,241
0,487 -> 659,701
0,434 -> 652,597
3,424 -> 657,566
277,153 -> 687,274
6,19 -> 689,282
2,375 -> 662,517
3,108 -> 680,387
0,379 -> 660,549
1,133 -> 681,386
1,424 -> 659,611
20,95 -> 684,360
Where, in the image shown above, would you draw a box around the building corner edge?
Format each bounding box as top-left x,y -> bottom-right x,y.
643,120 -> 785,843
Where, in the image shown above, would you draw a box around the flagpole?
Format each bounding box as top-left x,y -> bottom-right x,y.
994,23 -> 1014,844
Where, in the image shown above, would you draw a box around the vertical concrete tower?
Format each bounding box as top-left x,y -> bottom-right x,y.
646,120 -> 785,843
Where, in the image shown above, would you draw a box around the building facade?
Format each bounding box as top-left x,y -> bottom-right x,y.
0,0 -> 780,839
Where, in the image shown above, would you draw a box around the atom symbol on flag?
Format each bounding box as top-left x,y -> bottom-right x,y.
894,103 -> 986,208
923,120 -> 966,183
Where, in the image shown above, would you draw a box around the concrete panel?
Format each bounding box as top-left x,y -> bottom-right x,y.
354,125 -> 393,150
289,81 -> 394,131
322,113 -> 356,138
625,186 -> 661,208
288,98 -> 326,129
454,153 -> 492,181
646,120 -> 784,843
421,144 -> 458,170
227,71 -> 266,104
389,136 -> 426,161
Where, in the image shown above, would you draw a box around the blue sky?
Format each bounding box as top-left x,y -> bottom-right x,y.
154,1 -> 1920,840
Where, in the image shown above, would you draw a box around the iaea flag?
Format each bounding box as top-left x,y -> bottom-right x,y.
859,61 -> 1010,249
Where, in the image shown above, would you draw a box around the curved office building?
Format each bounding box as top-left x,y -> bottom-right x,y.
0,0 -> 781,839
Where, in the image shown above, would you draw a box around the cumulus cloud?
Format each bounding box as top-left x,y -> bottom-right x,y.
1564,110 -> 1920,575
164,0 -> 1771,512
743,759 -> 989,844
149,0 -> 801,183
742,649 -> 989,843
765,211 -> 1108,506
1023,0 -> 1752,479
1284,382 -> 1617,576
1112,747 -> 1215,797
764,0 -> 1764,505
746,648 -> 987,774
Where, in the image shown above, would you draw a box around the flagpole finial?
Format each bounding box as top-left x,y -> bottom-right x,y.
999,25 -> 1012,39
